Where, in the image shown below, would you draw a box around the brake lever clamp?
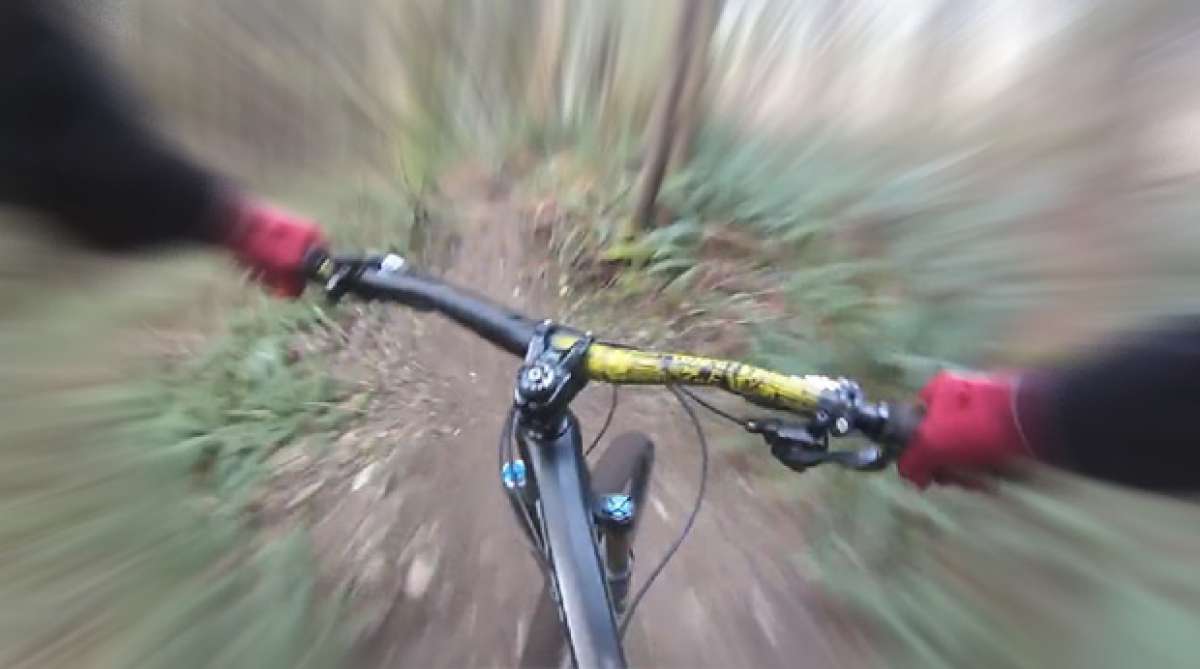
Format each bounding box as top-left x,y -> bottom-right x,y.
318,263 -> 359,303
307,252 -> 387,303
812,377 -> 864,437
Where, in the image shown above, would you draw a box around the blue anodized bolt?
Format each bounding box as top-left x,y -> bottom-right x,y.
501,459 -> 527,490
598,493 -> 634,525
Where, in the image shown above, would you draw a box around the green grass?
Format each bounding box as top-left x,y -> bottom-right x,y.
120,298 -> 354,669
156,300 -> 354,511
0,291 -> 341,668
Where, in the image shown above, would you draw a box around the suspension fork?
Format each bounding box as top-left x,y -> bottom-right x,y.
593,440 -> 654,615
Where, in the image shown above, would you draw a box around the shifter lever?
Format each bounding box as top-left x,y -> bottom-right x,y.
746,417 -> 889,473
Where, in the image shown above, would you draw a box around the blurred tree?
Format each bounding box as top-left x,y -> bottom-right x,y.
526,0 -> 567,128
631,0 -> 711,232
911,0 -> 976,134
669,0 -> 723,172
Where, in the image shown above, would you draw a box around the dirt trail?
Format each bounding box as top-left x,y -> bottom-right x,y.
270,170 -> 871,668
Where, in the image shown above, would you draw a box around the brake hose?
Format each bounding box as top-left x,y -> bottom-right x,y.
619,385 -> 709,638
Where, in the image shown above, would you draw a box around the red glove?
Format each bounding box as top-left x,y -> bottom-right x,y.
223,198 -> 326,298
898,371 -> 1034,488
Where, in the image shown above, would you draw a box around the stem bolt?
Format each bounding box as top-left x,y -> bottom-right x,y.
596,493 -> 635,526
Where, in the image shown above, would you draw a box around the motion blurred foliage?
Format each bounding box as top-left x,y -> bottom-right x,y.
0,231 -> 344,667
510,1 -> 1200,667
13,0 -> 1200,667
1,180 -> 422,666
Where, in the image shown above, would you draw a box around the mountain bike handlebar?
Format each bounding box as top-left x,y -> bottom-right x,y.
306,251 -> 920,456
313,252 -> 539,356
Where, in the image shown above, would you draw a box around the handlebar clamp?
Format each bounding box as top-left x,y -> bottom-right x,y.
514,322 -> 593,429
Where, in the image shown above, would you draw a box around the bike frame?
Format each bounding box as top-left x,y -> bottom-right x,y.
510,411 -> 633,668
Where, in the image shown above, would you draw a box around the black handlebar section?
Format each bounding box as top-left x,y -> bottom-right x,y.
360,270 -> 539,356
307,252 -> 539,357
854,401 -> 924,451
878,402 -> 923,450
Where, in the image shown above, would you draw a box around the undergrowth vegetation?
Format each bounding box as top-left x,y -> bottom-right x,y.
0,180 -> 422,668
520,112 -> 1200,668
0,254 -> 345,667
159,301 -> 351,512
525,122 -> 1051,385
118,300 -> 351,669
130,184 -> 426,668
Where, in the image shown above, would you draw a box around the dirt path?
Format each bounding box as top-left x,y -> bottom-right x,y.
267,170 -> 872,668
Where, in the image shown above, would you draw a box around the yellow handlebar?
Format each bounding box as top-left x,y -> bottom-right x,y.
551,335 -> 844,415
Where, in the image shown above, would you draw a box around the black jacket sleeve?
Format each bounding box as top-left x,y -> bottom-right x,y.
1022,316 -> 1200,492
0,1 -> 230,249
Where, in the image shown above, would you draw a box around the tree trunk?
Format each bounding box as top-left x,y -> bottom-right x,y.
591,9 -> 620,135
669,0 -> 721,172
630,0 -> 702,233
525,0 -> 566,128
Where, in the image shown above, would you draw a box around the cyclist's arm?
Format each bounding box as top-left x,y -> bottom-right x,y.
1028,315 -> 1200,491
902,315 -> 1200,492
0,1 -> 231,249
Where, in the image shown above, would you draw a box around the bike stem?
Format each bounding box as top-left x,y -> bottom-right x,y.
513,321 -> 593,435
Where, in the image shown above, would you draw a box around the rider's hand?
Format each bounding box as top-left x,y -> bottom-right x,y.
223,198 -> 326,298
898,371 -> 1033,488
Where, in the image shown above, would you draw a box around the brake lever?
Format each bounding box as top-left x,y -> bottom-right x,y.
746,417 -> 890,473
309,252 -> 436,311
307,251 -> 380,302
